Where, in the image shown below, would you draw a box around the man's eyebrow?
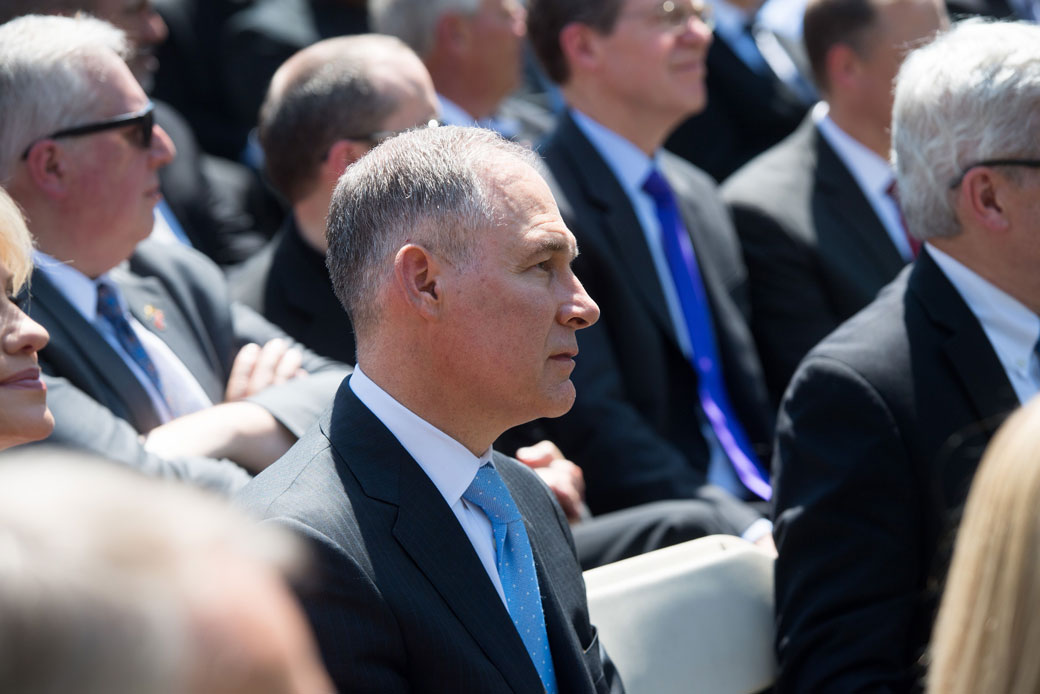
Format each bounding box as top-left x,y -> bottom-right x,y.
524,236 -> 578,261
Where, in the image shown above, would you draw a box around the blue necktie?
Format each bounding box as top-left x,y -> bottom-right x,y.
464,464 -> 558,693
96,282 -> 167,401
642,168 -> 772,500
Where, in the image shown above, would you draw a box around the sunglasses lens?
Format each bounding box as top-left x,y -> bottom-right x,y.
139,111 -> 154,149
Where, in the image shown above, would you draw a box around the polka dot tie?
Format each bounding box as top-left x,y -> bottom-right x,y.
464,464 -> 558,694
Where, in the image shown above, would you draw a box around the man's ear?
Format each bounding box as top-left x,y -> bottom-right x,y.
958,167 -> 1011,233
22,141 -> 72,199
322,139 -> 369,181
433,11 -> 472,58
559,22 -> 603,75
394,244 -> 445,318
824,43 -> 861,94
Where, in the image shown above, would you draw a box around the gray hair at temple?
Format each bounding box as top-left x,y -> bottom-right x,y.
891,19 -> 1040,241
0,451 -> 306,694
368,0 -> 479,58
0,14 -> 130,182
325,125 -> 541,335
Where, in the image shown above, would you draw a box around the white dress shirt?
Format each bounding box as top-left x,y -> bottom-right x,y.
927,245 -> 1040,404
33,251 -> 213,422
813,102 -> 915,262
437,94 -> 521,140
348,365 -> 509,606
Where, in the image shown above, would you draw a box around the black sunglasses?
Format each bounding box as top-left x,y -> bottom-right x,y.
20,102 -> 155,160
948,158 -> 1040,189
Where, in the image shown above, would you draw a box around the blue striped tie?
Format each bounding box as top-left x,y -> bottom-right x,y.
96,282 -> 166,401
464,464 -> 557,693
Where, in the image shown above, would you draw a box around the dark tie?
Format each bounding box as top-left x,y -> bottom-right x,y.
464,464 -> 557,693
642,168 -> 771,500
885,180 -> 921,259
96,282 -> 166,401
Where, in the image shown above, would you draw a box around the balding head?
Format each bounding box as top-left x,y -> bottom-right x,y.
259,34 -> 437,204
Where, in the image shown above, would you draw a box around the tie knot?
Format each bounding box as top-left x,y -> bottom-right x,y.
463,464 -> 522,526
96,282 -> 123,320
641,168 -> 673,205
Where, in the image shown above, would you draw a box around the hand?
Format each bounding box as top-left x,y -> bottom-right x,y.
753,533 -> 778,557
224,338 -> 307,402
515,440 -> 588,523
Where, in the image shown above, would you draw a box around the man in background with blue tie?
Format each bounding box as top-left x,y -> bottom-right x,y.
522,0 -> 776,545
237,125 -> 622,693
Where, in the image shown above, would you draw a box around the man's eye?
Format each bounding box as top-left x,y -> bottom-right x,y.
536,260 -> 553,272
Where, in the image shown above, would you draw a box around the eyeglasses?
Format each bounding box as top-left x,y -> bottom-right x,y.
619,0 -> 714,32
20,102 -> 155,160
948,158 -> 1040,189
345,118 -> 441,147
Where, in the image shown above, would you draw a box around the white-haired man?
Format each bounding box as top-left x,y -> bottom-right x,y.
0,14 -> 347,493
238,126 -> 622,693
773,19 -> 1040,693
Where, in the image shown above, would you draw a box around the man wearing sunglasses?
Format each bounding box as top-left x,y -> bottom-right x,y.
772,20 -> 1040,692
0,14 -> 348,494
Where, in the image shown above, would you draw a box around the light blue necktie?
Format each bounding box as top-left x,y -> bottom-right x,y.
96,282 -> 167,402
642,168 -> 771,500
464,464 -> 558,693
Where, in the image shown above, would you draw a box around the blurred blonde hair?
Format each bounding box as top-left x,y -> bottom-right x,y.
928,394 -> 1040,694
0,187 -> 34,292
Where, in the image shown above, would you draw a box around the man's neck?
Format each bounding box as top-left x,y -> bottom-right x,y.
826,99 -> 890,160
292,195 -> 331,255
562,85 -> 677,157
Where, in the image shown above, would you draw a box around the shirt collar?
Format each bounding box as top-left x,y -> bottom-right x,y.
32,250 -> 124,322
570,108 -> 658,199
348,365 -> 492,506
813,101 -> 894,196
927,244 -> 1040,368
709,0 -> 755,42
437,94 -> 477,127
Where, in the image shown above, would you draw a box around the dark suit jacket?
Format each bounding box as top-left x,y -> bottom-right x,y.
527,112 -> 772,529
665,35 -> 810,182
236,381 -> 623,693
773,250 -> 1019,693
722,118 -> 908,404
231,215 -> 356,364
29,239 -> 348,488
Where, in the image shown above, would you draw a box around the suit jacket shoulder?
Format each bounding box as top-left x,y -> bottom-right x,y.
773,252 -> 1018,692
237,381 -> 620,693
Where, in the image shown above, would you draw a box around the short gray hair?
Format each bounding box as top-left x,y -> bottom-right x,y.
369,0 -> 480,58
326,125 -> 541,335
259,34 -> 415,203
892,19 -> 1040,241
0,14 -> 130,183
0,449 -> 304,694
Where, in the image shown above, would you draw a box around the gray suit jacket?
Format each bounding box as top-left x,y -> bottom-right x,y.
723,118 -> 907,404
237,381 -> 623,693
29,238 -> 348,494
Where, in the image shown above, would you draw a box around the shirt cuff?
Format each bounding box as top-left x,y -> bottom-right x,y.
741,518 -> 773,543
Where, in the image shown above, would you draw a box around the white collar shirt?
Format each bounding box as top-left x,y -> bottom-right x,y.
814,102 -> 915,262
437,94 -> 520,140
32,251 -> 212,422
348,365 -> 507,605
926,245 -> 1040,404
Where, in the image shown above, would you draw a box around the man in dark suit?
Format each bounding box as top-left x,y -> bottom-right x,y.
524,0 -> 775,542
665,0 -> 814,182
0,14 -> 347,489
773,19 -> 1040,692
237,126 -> 621,692
370,0 -> 554,146
722,0 -> 947,404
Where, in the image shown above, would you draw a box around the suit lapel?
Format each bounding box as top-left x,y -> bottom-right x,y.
28,269 -> 162,431
912,252 -> 1020,430
325,387 -> 545,693
115,268 -> 225,402
554,113 -> 680,347
813,126 -> 906,280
